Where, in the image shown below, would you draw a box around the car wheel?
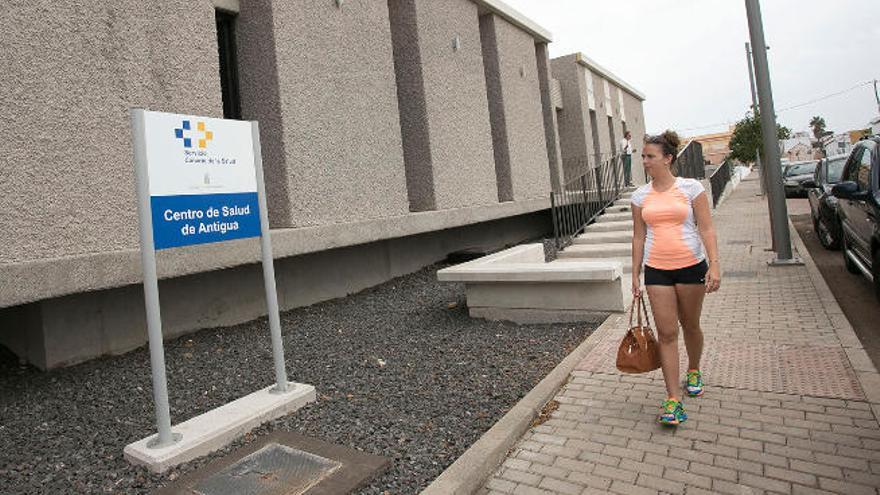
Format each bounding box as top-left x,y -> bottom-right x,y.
815,216 -> 840,250
842,233 -> 861,275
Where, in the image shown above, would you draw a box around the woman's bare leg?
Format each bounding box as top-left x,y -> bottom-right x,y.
646,286 -> 681,400
675,284 -> 706,370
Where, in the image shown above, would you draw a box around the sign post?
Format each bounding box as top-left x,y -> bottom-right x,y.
130,109 -> 289,448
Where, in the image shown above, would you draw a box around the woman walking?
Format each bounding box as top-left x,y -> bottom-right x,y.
630,131 -> 721,426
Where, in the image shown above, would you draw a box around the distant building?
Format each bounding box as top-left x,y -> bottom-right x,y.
782,131 -> 819,162
821,132 -> 855,158
680,127 -> 733,166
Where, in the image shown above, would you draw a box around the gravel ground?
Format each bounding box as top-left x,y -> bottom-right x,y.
0,263 -> 604,494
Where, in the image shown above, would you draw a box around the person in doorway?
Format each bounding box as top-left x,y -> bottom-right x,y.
621,131 -> 635,186
629,130 -> 721,426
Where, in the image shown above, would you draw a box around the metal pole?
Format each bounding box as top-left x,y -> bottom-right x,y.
251,122 -> 289,393
745,0 -> 798,263
131,109 -> 177,448
746,42 -> 767,197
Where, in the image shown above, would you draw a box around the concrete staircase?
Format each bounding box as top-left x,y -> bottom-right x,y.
556,187 -> 637,306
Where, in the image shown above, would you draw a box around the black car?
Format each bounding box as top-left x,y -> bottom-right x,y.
832,136 -> 880,301
783,160 -> 819,197
804,155 -> 847,249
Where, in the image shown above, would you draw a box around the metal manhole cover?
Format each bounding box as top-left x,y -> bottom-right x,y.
159,432 -> 390,495
193,444 -> 341,495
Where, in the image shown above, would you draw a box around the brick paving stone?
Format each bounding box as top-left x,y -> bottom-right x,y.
608,479 -> 659,495
537,477 -> 582,495
739,472 -> 792,494
501,468 -> 542,486
817,477 -> 877,495
765,465 -> 818,487
476,177 -> 880,495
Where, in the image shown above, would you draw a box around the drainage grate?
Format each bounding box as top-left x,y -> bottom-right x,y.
158,432 -> 390,495
727,240 -> 752,245
193,444 -> 341,495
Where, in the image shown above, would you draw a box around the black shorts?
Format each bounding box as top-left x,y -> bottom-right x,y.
644,261 -> 708,286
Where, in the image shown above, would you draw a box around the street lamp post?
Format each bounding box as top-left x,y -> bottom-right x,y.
745,42 -> 767,197
744,0 -> 801,264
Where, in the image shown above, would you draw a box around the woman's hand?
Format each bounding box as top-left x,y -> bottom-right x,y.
705,262 -> 721,293
632,275 -> 642,299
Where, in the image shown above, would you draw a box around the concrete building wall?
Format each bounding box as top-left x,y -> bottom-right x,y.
0,211 -> 550,369
479,14 -> 550,201
0,1 -> 223,265
535,44 -> 564,192
550,54 -> 591,181
404,0 -> 499,209
247,0 -> 410,228
622,91 -> 648,184
485,15 -> 551,201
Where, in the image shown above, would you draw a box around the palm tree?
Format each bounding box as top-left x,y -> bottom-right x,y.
810,116 -> 828,156
809,116 -> 826,141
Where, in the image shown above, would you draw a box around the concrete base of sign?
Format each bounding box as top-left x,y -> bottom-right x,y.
124,382 -> 316,473
437,243 -> 626,321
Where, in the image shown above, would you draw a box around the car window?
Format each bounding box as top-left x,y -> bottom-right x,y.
785,163 -> 816,176
843,148 -> 864,183
856,145 -> 873,191
826,158 -> 847,183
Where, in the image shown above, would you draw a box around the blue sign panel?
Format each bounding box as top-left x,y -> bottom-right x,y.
150,192 -> 261,250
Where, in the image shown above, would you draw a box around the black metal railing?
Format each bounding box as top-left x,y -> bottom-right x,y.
709,160 -> 733,207
676,140 -> 706,179
551,154 -> 624,250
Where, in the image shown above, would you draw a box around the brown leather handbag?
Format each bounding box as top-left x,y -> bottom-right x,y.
616,294 -> 661,373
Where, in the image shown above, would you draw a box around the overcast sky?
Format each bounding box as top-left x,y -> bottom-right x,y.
503,0 -> 880,137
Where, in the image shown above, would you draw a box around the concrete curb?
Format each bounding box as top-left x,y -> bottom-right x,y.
420,313 -> 624,495
786,218 -> 880,409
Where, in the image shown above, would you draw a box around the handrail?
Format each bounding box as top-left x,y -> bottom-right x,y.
551,153 -> 624,250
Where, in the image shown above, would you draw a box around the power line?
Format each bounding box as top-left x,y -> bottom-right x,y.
776,80 -> 873,112
678,79 -> 876,135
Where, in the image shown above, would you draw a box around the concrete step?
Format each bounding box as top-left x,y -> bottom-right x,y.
596,211 -> 632,224
572,231 -> 633,245
613,198 -> 633,207
604,204 -> 631,214
558,243 -> 632,259
585,220 -> 633,233
555,256 -> 633,273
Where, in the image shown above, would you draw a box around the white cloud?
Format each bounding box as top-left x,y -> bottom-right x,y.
502,0 -> 880,136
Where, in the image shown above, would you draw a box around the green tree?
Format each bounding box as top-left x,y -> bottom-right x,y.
728,113 -> 791,163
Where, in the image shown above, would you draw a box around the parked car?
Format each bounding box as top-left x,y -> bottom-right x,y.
832,136 -> 880,301
783,160 -> 819,197
803,155 -> 848,249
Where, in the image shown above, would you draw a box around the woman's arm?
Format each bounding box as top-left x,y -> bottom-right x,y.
631,204 -> 647,297
693,192 -> 721,293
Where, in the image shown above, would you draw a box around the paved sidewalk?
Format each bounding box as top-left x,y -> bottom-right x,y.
479,176 -> 880,495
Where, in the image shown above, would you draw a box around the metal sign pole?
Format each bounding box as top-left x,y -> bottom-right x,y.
251,122 -> 289,393
131,109 -> 178,448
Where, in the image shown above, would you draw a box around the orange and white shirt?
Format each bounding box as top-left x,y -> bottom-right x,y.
631,178 -> 706,270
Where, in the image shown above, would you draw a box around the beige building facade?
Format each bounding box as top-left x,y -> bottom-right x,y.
0,0 -> 644,368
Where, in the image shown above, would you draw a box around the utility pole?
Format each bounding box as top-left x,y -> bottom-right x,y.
745,42 -> 766,197
874,79 -> 880,115
744,0 -> 800,264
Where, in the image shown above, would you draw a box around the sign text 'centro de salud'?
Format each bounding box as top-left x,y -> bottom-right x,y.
142,111 -> 260,249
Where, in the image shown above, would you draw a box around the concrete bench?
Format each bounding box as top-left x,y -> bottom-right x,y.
437,244 -> 624,324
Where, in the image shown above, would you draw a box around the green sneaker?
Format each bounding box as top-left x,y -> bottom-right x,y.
658,399 -> 687,426
686,369 -> 704,397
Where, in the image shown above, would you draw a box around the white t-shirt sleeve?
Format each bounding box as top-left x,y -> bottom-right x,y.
630,185 -> 649,207
682,179 -> 706,202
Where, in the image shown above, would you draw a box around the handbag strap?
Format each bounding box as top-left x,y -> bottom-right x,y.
629,291 -> 653,329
